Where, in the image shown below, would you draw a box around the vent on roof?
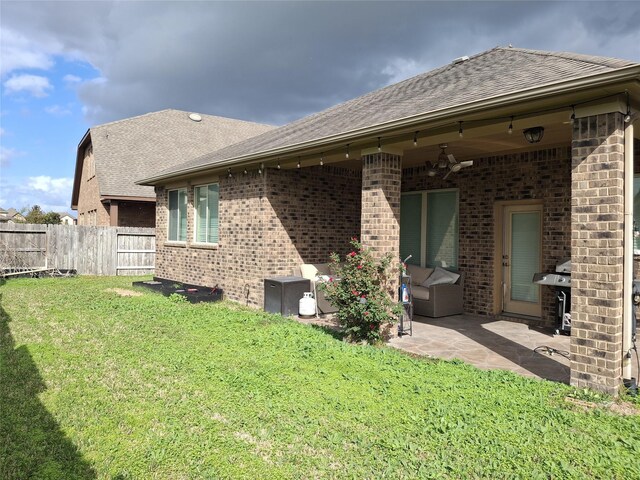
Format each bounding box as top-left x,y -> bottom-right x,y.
188,113 -> 202,122
452,56 -> 469,64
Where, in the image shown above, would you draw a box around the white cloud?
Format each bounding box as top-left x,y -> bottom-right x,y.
0,29 -> 55,76
4,74 -> 53,98
28,175 -> 73,194
0,127 -> 5,136
45,104 -> 72,116
63,74 -> 81,84
0,145 -> 24,167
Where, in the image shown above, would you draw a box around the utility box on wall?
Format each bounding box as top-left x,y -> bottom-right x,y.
264,276 -> 311,316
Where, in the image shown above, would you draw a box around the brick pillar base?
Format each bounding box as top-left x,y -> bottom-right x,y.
570,112 -> 626,395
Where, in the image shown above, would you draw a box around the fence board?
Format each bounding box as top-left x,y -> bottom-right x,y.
0,224 -> 155,276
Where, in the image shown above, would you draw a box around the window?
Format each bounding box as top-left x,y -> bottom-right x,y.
168,188 -> 187,242
194,184 -> 219,244
400,189 -> 459,268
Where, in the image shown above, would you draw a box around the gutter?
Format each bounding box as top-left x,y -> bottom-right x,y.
139,65 -> 640,185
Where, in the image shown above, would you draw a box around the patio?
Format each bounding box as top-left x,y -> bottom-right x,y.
301,314 -> 639,386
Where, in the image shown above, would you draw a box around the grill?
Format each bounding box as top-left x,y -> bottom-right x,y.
533,259 -> 571,335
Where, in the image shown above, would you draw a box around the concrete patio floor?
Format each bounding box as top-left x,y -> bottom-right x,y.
300,313 -> 639,385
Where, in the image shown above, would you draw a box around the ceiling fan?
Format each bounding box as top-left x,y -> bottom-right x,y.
427,144 -> 473,179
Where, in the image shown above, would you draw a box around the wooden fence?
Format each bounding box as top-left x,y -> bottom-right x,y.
0,224 -> 155,276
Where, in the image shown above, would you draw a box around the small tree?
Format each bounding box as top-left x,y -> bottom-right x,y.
23,205 -> 61,224
320,238 -> 401,344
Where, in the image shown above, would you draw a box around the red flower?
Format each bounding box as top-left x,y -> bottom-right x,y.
348,251 -> 357,257
364,311 -> 370,316
351,237 -> 358,242
361,295 -> 366,299
357,264 -> 363,270
352,289 -> 359,296
329,277 -> 333,282
369,323 -> 375,329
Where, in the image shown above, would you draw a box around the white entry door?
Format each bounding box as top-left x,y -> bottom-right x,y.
502,204 -> 542,317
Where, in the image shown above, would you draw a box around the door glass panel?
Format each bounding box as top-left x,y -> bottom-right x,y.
400,194 -> 422,266
510,211 -> 539,303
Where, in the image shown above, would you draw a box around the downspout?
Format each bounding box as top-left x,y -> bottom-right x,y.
623,119 -> 634,381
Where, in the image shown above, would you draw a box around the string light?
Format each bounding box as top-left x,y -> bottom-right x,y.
277,161 -> 281,169
413,131 -> 418,147
458,121 -> 464,138
345,144 -> 350,159
297,158 -> 301,168
320,153 -> 324,167
508,116 -> 513,135
377,137 -> 382,152
258,163 -> 263,174
624,91 -> 632,123
243,168 -> 248,175
227,168 -> 232,178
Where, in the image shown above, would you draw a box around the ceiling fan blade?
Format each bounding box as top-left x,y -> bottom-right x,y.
446,153 -> 457,165
443,169 -> 453,180
459,160 -> 473,169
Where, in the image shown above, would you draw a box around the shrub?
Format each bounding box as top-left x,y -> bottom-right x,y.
320,238 -> 401,343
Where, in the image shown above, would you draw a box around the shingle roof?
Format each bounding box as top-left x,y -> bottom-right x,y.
148,47 -> 637,181
84,109 -> 274,199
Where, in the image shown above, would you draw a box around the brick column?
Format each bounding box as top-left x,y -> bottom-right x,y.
361,152 -> 402,259
570,112 -> 626,394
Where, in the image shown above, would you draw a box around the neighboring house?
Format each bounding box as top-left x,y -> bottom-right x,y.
70,109 -> 274,227
0,208 -> 25,224
140,47 -> 640,394
58,213 -> 76,225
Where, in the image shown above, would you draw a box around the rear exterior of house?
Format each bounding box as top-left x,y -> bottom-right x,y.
142,47 -> 640,395
71,109 -> 275,227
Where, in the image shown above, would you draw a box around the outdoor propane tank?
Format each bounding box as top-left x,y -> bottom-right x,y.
299,292 -> 316,317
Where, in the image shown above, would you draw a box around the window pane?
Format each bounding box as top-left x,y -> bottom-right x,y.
400,194 -> 422,266
511,211 -> 540,303
168,190 -> 178,241
195,186 -> 208,243
426,191 -> 458,268
178,189 -> 187,241
208,184 -> 219,243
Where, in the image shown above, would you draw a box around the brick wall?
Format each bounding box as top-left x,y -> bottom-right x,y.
402,146 -> 572,326
570,113 -> 626,394
118,201 -> 156,227
76,141 -> 110,225
155,166 -> 361,308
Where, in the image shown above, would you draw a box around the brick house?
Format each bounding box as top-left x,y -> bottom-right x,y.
140,47 -> 640,394
70,109 -> 274,227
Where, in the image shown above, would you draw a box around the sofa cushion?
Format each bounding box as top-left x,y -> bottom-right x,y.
300,264 -> 319,280
406,264 -> 434,286
411,285 -> 430,301
422,266 -> 460,288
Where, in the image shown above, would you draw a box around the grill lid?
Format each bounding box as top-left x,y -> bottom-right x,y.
532,272 -> 571,287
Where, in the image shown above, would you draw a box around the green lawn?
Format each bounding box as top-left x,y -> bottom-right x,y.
1,276 -> 639,479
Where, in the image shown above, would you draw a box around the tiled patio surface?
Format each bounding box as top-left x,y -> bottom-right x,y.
388,314 -> 572,383
301,313 -> 639,385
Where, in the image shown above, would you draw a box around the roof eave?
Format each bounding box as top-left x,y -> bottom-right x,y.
70,129 -> 92,209
139,64 -> 640,186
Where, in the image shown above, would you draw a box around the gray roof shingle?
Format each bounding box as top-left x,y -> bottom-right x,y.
148,47 -> 637,181
88,109 -> 274,198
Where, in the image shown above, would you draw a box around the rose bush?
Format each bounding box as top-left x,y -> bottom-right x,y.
320,238 -> 401,343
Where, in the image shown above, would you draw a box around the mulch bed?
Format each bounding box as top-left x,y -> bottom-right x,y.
133,277 -> 223,303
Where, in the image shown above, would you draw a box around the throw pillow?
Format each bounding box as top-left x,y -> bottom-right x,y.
422,266 -> 460,288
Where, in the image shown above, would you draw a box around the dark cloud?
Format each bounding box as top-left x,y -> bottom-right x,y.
2,1 -> 639,126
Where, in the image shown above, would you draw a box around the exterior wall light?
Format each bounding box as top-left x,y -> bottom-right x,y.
523,126 -> 544,144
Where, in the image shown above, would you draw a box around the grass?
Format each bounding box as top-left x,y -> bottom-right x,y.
1,276 -> 639,479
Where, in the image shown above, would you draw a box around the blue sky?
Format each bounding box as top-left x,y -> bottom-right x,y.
1,1 -> 639,215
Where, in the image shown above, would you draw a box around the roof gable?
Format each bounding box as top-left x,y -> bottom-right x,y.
71,109 -> 275,206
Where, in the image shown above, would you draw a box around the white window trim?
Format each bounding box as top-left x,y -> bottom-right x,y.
193,182 -> 220,246
167,187 -> 187,243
